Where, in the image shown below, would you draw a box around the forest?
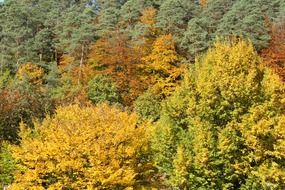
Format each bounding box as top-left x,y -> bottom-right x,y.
0,0 -> 285,189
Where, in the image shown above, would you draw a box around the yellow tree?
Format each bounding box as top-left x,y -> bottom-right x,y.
11,104 -> 151,189
141,34 -> 185,98
16,63 -> 44,86
142,34 -> 179,77
140,7 -> 157,32
151,39 -> 285,189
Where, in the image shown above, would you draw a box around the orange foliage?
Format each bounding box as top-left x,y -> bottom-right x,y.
261,19 -> 285,81
59,55 -> 94,85
140,7 -> 156,26
88,32 -> 150,106
56,55 -> 94,105
199,0 -> 207,7
137,7 -> 159,52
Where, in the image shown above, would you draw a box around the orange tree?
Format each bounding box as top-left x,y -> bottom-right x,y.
88,32 -> 150,106
261,19 -> 285,81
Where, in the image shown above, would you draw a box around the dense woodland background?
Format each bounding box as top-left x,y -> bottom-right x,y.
0,0 -> 285,189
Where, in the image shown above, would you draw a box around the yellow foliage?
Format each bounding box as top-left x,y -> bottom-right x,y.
16,63 -> 44,85
142,34 -> 179,77
10,104 -> 150,189
140,7 -> 158,37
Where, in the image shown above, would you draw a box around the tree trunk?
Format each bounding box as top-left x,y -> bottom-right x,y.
78,44 -> 84,85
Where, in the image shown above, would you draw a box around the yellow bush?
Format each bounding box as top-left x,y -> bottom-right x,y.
10,104 -> 150,189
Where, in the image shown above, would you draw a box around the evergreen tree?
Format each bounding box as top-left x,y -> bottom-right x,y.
56,3 -> 96,84
279,0 -> 285,18
0,0 -> 36,70
256,0 -> 283,19
198,0 -> 237,36
216,0 -> 270,50
120,0 -> 155,27
156,0 -> 199,37
96,0 -> 124,37
179,18 -> 210,61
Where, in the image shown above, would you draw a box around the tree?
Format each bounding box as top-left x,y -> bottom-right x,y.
0,63 -> 54,143
141,34 -> 184,101
88,32 -> 149,106
0,143 -> 15,188
280,1 -> 285,18
0,0 -> 97,71
96,0 -> 123,37
119,0 -> 155,27
87,74 -> 120,104
142,34 -> 179,78
216,0 -> 270,50
180,18 -> 210,61
0,83 -> 53,143
0,0 -> 37,70
197,0 -> 237,36
31,28 -> 56,63
199,0 -> 207,7
56,4 -> 96,84
134,89 -> 162,121
16,63 -> 44,86
11,104 -> 151,189
151,39 -> 285,189
156,0 -> 198,37
128,7 -> 159,60
255,0 -> 282,19
49,54 -> 94,106
261,19 -> 285,80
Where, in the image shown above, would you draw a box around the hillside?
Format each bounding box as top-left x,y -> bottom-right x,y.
0,0 -> 285,189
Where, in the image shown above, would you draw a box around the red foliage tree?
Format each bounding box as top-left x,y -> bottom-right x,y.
261,19 -> 285,80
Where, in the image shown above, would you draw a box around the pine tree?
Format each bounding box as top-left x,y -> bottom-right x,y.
119,0 -> 155,27
198,0 -> 237,35
96,0 -> 124,37
216,0 -> 270,50
156,0 -> 199,37
0,0 -> 36,70
179,18 -> 210,61
56,3 -> 96,84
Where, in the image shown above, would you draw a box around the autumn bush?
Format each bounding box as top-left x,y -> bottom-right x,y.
10,104 -> 151,189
